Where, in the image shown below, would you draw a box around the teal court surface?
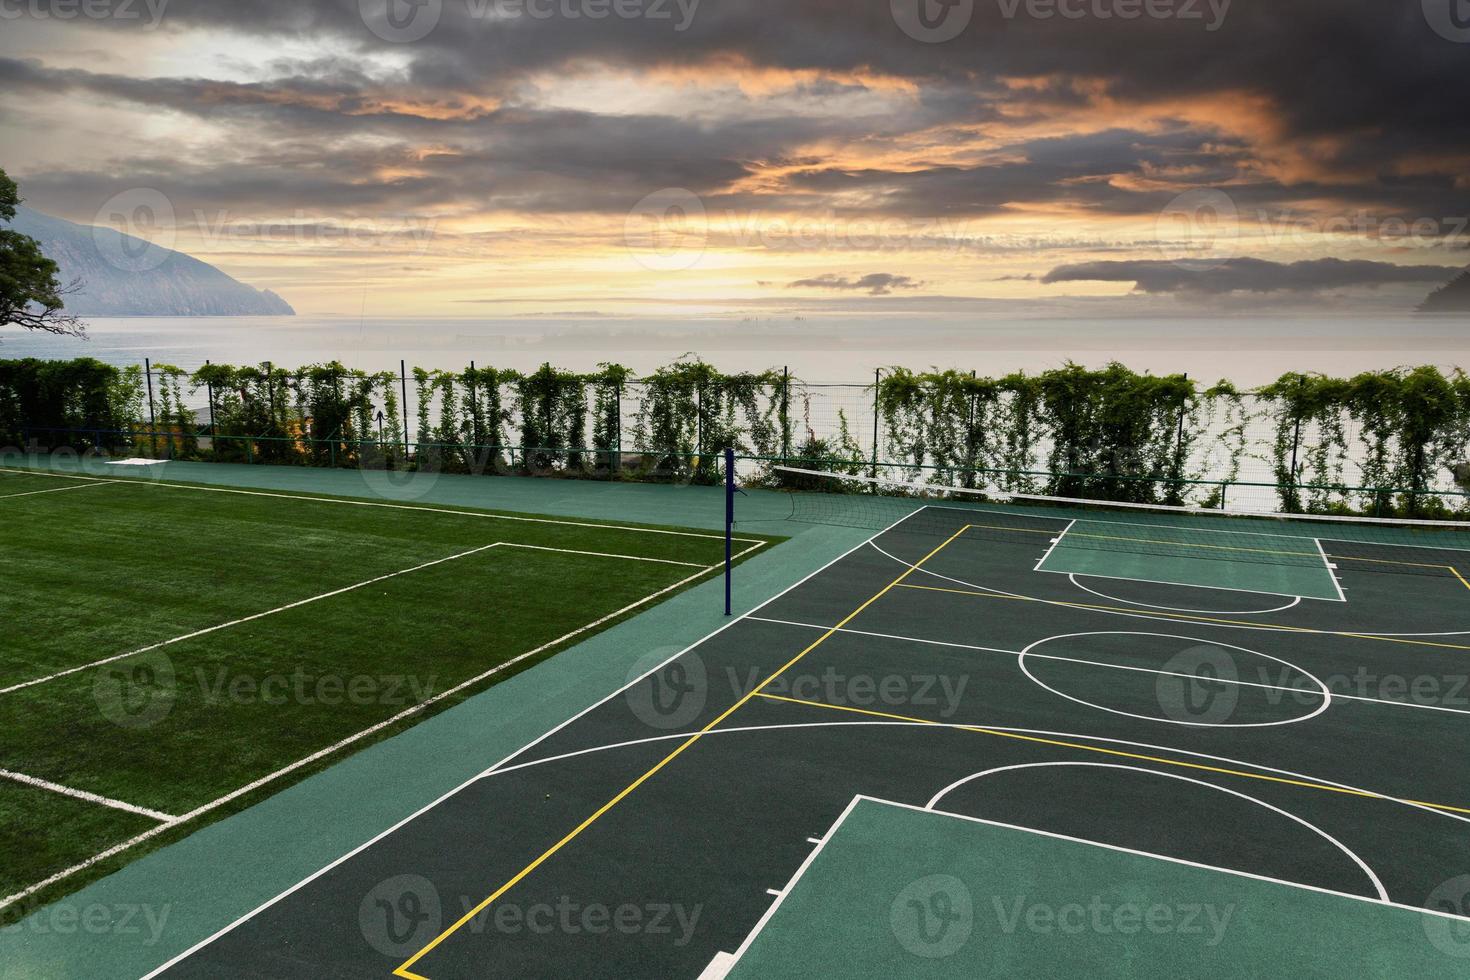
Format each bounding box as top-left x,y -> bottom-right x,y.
7,460 -> 1470,978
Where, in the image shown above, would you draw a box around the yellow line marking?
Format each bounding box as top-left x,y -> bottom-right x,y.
752,693 -> 1470,816
895,582 -> 1470,652
393,525 -> 975,978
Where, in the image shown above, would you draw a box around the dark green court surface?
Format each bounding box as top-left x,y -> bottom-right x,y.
726,798 -> 1466,978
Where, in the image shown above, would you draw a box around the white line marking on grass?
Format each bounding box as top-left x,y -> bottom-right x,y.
0,544 -> 505,697
746,616 -> 1470,718
1066,575 -> 1304,614
927,760 -> 1388,901
139,514 -> 912,975
496,542 -> 710,568
6,551 -> 745,917
136,478 -> 763,543
0,479 -> 122,500
0,467 -> 112,483
0,769 -> 175,822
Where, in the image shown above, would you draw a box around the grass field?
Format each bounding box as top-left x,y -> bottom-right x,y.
0,467 -> 772,918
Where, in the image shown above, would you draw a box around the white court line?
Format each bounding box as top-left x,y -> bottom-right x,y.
1315,538 -> 1348,602
747,616 -> 1470,718
869,534 -> 1470,639
723,792 -> 1468,973
926,761 -> 1387,901
139,511 -> 918,977
0,479 -> 121,500
4,550 -> 744,915
1031,518 -> 1075,572
1066,575 -> 1304,614
0,544 -> 503,696
0,768 -> 175,823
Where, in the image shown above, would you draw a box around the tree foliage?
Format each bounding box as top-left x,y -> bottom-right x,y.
0,168 -> 83,337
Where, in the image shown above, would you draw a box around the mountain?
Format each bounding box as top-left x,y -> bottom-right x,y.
4,205 -> 294,316
1417,267 -> 1470,313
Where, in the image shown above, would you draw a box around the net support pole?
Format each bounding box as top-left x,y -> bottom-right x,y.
725,446 -> 735,616
400,359 -> 411,460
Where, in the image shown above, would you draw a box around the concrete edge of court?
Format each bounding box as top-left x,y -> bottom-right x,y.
0,459 -> 875,978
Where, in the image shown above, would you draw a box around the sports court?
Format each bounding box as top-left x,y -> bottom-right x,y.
140,468 -> 1470,977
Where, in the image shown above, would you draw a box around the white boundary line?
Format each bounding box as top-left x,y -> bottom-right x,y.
1315,537 -> 1348,602
1066,575 -> 1304,615
0,479 -> 121,500
746,616 -> 1470,718
4,548 -> 745,915
0,466 -> 111,483
0,769 -> 175,822
1031,518 -> 1075,572
724,792 -> 1469,972
140,512 -> 918,977
495,542 -> 710,568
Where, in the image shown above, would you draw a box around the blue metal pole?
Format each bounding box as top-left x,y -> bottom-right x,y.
725,446 -> 735,616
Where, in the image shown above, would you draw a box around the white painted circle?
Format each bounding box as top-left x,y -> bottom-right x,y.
1018,631 -> 1332,728
1068,574 -> 1303,615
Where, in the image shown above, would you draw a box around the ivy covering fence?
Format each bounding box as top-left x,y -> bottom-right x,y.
6,355 -> 1470,518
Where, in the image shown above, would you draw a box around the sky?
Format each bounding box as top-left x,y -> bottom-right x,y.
1,0 -> 1468,318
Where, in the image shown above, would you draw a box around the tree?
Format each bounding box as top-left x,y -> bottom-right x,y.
0,167 -> 83,336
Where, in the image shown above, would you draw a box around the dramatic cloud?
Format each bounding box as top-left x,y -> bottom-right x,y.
1041,258 -> 1459,294
787,273 -> 924,295
4,1 -> 1467,314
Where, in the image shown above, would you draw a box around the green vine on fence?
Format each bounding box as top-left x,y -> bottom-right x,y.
9,357 -> 1470,516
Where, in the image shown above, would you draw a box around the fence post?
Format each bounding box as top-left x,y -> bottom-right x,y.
870,368 -> 882,481
1169,375 -> 1190,503
696,382 -> 704,477
964,369 -> 977,489
612,380 -> 624,478
204,358 -> 217,458
780,366 -> 791,464
400,359 -> 411,462
144,357 -> 158,459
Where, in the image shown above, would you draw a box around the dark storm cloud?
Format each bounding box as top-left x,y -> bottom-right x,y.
787,272 -> 924,294
7,2 -> 1470,232
1041,257 -> 1459,294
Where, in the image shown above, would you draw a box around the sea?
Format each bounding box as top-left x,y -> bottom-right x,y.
3,314 -> 1467,385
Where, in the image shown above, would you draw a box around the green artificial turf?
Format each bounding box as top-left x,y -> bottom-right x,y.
0,468 -> 775,912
